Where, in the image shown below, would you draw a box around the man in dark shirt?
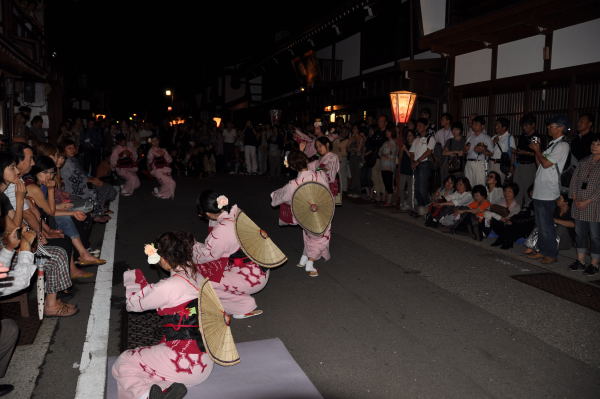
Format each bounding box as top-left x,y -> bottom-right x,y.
361,115 -> 387,198
570,113 -> 595,161
513,113 -> 544,205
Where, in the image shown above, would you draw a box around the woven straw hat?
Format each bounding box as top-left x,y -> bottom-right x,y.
198,278 -> 240,366
235,211 -> 287,268
292,181 -> 334,235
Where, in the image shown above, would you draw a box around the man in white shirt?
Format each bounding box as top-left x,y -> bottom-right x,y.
434,113 -> 453,147
410,118 -> 435,215
528,115 -> 571,264
222,122 -> 238,173
489,117 -> 516,182
464,116 -> 493,187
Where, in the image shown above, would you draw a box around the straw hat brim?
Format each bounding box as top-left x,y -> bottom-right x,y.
198,278 -> 240,366
292,181 -> 334,235
235,211 -> 287,268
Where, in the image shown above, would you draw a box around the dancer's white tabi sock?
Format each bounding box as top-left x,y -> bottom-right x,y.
305,260 -> 316,272
299,255 -> 308,266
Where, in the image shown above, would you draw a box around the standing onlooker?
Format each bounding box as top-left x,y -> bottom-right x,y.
489,117 -> 516,182
441,121 -> 466,181
332,128 -> 350,195
464,116 -> 493,187
222,122 -> 238,173
409,119 -> 435,215
80,119 -> 103,176
347,125 -> 365,198
378,129 -> 398,207
514,114 -> 542,206
433,113 -> 453,185
29,115 -> 46,144
395,130 -> 416,210
570,113 -> 595,162
267,126 -> 283,177
568,134 -> 600,275
257,126 -> 269,175
369,116 -> 388,202
528,116 -> 571,264
242,121 -> 258,174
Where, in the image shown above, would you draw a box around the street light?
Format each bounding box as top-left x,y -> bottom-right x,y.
389,90 -> 417,125
165,89 -> 172,96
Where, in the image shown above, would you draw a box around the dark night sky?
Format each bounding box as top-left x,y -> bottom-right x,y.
46,0 -> 346,116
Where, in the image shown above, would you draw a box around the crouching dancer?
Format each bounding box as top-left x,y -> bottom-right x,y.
112,232 -> 213,399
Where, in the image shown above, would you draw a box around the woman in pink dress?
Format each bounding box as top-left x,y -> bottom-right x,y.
193,191 -> 268,319
147,137 -> 176,200
309,136 -> 341,198
112,232 -> 213,399
271,150 -> 332,278
110,134 -> 140,197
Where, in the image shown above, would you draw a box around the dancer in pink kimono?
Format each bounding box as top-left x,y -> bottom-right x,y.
148,137 -> 176,199
111,134 -> 140,197
112,232 -> 213,399
271,150 -> 332,278
193,191 -> 268,319
309,136 -> 341,197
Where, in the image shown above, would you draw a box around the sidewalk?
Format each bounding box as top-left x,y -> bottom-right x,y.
355,199 -> 596,285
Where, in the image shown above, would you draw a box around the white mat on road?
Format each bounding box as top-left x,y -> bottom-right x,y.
106,338 -> 323,399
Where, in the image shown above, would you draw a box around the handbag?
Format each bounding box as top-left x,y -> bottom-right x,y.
489,204 -> 510,218
495,138 -> 512,175
448,156 -> 463,173
525,226 -> 561,250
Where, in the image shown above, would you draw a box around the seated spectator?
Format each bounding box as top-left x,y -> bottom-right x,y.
27,156 -> 105,266
485,171 -> 505,204
444,185 -> 490,240
110,134 -> 140,197
487,183 -> 522,248
568,133 -> 600,275
425,175 -> 456,227
60,140 -> 116,221
435,177 -> 473,227
492,185 -> 536,250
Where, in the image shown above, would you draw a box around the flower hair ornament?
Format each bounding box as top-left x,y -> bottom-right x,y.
144,243 -> 161,265
216,195 -> 229,210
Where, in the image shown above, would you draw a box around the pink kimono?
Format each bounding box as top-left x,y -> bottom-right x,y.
309,151 -> 340,196
148,147 -> 176,199
293,130 -> 317,159
193,205 -> 269,316
271,170 -> 332,261
111,144 -> 140,196
112,269 -> 213,399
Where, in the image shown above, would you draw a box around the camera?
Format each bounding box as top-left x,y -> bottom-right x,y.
530,136 -> 540,144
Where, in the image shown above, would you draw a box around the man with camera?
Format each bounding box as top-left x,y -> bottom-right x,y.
528,116 -> 571,264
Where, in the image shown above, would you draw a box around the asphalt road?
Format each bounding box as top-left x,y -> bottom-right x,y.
32,173 -> 600,398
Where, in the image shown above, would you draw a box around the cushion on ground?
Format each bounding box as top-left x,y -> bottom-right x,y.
106,338 -> 323,399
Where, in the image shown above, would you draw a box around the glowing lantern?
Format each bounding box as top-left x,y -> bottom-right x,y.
213,117 -> 222,127
389,91 -> 417,125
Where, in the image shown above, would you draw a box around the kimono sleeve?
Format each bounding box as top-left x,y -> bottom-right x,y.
124,269 -> 174,312
271,181 -> 294,207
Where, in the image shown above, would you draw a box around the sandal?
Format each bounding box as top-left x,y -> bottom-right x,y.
44,302 -> 79,318
76,258 -> 106,266
307,270 -> 319,278
232,309 -> 263,319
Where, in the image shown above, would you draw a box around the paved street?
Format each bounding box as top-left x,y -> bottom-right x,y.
30,174 -> 600,398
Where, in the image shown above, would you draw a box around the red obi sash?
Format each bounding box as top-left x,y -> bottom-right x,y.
318,163 -> 339,196
279,203 -> 294,224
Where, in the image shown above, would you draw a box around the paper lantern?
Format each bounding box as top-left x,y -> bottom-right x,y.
389,91 -> 417,125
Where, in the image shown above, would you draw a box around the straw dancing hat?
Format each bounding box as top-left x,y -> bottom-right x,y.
235,211 -> 287,268
198,278 -> 240,366
292,181 -> 334,235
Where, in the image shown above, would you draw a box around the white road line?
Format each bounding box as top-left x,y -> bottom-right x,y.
74,195 -> 119,399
